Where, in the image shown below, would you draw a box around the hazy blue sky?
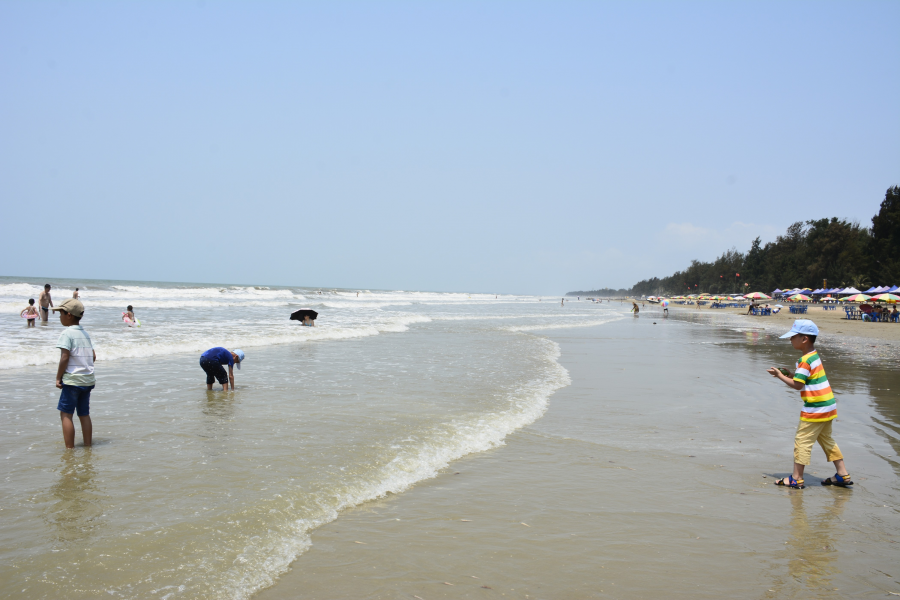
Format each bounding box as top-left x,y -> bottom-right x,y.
2,1 -> 898,293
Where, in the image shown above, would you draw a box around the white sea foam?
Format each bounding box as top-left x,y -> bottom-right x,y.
214,336 -> 572,600
0,314 -> 433,370
504,315 -> 625,332
0,276 -> 629,600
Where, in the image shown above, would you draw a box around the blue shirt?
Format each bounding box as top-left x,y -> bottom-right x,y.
201,347 -> 234,366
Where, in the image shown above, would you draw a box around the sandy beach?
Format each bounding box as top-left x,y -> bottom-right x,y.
2,282 -> 898,599
630,299 -> 900,345
256,309 -> 900,600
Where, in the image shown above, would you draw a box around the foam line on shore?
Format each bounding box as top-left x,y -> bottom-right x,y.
0,315 -> 433,371
213,335 -> 572,600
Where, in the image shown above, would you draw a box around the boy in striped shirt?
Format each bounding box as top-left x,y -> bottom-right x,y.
767,319 -> 852,489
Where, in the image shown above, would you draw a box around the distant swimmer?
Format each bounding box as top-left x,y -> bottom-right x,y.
73,288 -> 80,299
631,302 -> 639,314
561,298 -> 564,306
122,305 -> 140,327
199,347 -> 245,391
21,298 -> 39,327
39,284 -> 53,324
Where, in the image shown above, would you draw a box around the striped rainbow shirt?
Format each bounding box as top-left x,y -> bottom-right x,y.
793,350 -> 836,422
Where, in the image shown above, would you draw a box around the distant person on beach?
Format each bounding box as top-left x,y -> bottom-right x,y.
631,302 -> 639,314
302,315 -> 315,327
766,320 -> 852,489
73,288 -> 80,299
52,299 -> 96,449
39,284 -> 53,323
561,298 -> 564,306
199,347 -> 245,391
123,305 -> 136,325
21,298 -> 39,327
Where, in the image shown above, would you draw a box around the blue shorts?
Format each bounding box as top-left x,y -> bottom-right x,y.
57,384 -> 94,416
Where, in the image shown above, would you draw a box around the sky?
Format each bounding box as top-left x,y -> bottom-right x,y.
1,1 -> 898,294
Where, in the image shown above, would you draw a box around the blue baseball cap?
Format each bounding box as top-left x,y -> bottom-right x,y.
234,349 -> 245,369
780,319 -> 819,339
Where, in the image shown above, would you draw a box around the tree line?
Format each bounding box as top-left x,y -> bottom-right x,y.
569,186 -> 900,297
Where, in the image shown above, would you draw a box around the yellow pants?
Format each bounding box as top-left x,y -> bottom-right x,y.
793,419 -> 843,466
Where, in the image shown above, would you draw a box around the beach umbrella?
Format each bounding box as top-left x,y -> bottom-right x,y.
788,294 -> 811,301
872,293 -> 900,303
843,294 -> 871,303
744,292 -> 771,299
290,308 -> 319,321
661,300 -> 669,307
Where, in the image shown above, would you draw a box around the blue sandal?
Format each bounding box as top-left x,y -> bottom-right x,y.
822,473 -> 853,487
775,476 -> 805,489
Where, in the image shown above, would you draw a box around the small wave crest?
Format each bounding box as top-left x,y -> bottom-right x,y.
213,336 -> 570,600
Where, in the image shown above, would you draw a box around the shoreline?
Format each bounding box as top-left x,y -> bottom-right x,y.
253,314 -> 900,599
617,298 -> 900,347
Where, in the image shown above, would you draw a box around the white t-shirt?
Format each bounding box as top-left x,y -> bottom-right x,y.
56,325 -> 95,386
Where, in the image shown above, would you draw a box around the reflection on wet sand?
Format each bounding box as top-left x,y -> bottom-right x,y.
43,450 -> 106,544
770,490 -> 849,599
203,389 -> 237,420
199,390 -> 238,460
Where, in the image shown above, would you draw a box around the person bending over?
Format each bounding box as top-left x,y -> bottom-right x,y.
199,347 -> 245,391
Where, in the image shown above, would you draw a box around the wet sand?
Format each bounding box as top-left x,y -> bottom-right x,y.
256,314 -> 900,599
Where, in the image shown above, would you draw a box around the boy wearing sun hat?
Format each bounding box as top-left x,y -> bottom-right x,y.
199,347 -> 245,391
52,298 -> 96,449
766,319 -> 852,489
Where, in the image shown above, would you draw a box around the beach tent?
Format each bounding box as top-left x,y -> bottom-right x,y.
843,294 -> 871,302
889,285 -> 900,293
772,289 -> 783,294
840,287 -> 862,295
864,286 -> 880,293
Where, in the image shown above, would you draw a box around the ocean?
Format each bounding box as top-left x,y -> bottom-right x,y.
0,277 -> 616,599
1,277 -> 898,599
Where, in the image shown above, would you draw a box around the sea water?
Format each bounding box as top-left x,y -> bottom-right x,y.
0,277 -> 618,599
